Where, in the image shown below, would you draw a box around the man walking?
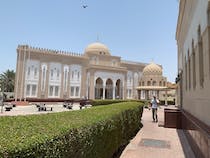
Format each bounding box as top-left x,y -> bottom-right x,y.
150,96 -> 159,122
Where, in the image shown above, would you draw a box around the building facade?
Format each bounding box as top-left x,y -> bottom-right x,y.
137,62 -> 167,100
176,0 -> 210,157
14,42 -> 147,101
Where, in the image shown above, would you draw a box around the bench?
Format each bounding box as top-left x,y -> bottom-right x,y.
79,100 -> 91,109
5,106 -> 12,111
36,103 -> 53,111
63,101 -> 73,109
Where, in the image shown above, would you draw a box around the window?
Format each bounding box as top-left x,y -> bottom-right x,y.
77,72 -> 80,80
198,25 -> 204,87
57,70 -> 59,79
147,81 -> 151,86
72,71 -> 74,79
51,70 -> 53,79
27,67 -> 30,76
185,56 -> 188,90
159,81 -> 162,86
34,68 -> 37,77
32,85 -> 36,96
49,86 -> 53,96
188,50 -> 191,90
71,87 -> 74,96
26,85 -> 30,96
152,81 -> 156,86
75,87 -> 79,97
142,81 -> 144,86
55,86 -> 59,96
163,81 -> 166,87
192,40 -> 196,89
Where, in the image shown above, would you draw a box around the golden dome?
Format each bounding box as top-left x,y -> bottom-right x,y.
84,42 -> 110,56
143,62 -> 162,76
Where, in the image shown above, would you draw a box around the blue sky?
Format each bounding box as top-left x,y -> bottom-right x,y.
0,0 -> 179,82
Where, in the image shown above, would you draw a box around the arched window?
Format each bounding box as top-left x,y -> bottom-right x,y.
163,81 -> 166,87
27,67 -> 30,76
185,56 -> 187,90
147,81 -> 151,86
34,68 -> 37,77
188,49 -> 191,90
198,25 -> 204,87
192,39 -> 196,89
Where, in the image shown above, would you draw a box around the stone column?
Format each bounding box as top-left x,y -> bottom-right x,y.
113,85 -> 116,100
165,90 -> 168,105
146,90 -> 149,100
103,85 -> 105,100
60,65 -> 64,98
89,70 -> 95,99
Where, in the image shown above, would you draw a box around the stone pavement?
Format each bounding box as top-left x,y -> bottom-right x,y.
0,103 -> 89,116
120,106 -> 195,158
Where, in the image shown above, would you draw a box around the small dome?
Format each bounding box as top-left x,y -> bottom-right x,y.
84,42 -> 110,56
143,62 -> 162,76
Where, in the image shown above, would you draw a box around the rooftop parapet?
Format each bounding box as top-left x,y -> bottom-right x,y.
17,45 -> 84,57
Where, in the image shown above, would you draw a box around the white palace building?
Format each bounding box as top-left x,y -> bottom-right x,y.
14,42 -> 168,101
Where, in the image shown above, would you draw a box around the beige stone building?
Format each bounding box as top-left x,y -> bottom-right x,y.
136,62 -> 177,105
176,0 -> 210,157
137,62 -> 167,100
15,42 -> 148,101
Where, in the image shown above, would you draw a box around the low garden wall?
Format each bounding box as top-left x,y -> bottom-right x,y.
0,101 -> 143,158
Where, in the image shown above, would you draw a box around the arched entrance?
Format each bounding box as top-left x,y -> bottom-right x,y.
116,79 -> 123,99
105,79 -> 113,99
95,78 -> 103,99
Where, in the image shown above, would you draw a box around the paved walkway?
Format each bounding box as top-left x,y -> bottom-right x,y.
120,106 -> 195,158
0,103 -> 90,116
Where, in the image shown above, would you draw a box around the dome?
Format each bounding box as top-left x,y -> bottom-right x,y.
84,42 -> 110,56
143,62 -> 162,76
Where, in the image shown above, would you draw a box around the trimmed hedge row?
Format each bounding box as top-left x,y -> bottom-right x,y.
91,99 -> 125,106
91,99 -> 144,106
0,102 -> 143,158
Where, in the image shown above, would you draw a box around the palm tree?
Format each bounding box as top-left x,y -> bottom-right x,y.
0,69 -> 15,92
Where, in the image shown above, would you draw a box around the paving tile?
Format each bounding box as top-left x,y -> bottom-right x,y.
120,105 -> 195,158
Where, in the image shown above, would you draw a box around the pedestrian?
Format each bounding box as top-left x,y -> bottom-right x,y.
150,96 -> 159,122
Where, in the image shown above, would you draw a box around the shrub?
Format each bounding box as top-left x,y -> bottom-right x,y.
0,102 -> 143,157
91,99 -> 125,106
91,99 -> 144,106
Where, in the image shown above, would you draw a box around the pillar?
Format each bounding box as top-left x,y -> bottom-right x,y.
165,90 -> 168,105
113,85 -> 116,100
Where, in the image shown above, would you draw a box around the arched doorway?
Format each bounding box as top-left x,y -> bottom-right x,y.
95,78 -> 103,99
105,79 -> 113,99
116,79 -> 122,99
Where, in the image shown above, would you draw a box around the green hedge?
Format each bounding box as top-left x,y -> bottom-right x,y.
91,99 -> 125,106
0,102 -> 143,157
91,99 -> 144,106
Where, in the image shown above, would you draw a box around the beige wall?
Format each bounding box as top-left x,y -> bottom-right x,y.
176,0 -> 210,126
15,45 -> 146,101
